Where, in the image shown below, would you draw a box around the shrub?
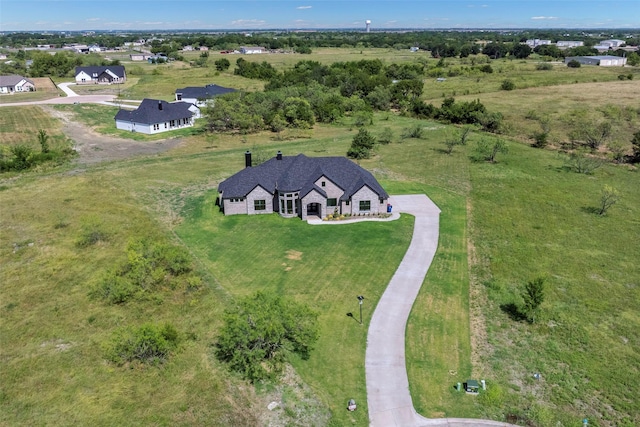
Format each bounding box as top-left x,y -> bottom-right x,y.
567,59 -> 581,68
91,239 -> 195,304
472,138 -> 508,163
535,63 -> 553,70
104,323 -> 180,365
500,79 -> 516,91
563,149 -> 604,174
378,127 -> 394,145
401,125 -> 424,139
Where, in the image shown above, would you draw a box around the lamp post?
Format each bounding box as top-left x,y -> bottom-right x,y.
357,295 -> 365,325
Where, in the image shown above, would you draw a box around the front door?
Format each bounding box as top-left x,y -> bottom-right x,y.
307,203 -> 320,217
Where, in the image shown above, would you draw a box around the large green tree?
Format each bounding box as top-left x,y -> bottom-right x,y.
215,292 -> 319,382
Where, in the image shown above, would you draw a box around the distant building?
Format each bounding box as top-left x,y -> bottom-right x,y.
525,39 -> 552,47
410,46 -> 420,52
130,53 -> 151,61
565,56 -> 627,67
556,40 -> 584,48
174,83 -> 237,107
75,65 -> 126,84
0,75 -> 36,93
599,39 -> 626,48
239,46 -> 266,54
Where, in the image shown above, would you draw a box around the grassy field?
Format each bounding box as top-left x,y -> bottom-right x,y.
2,48 -> 639,426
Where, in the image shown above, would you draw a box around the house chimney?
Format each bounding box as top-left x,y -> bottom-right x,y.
276,150 -> 282,160
158,100 -> 163,110
245,150 -> 252,168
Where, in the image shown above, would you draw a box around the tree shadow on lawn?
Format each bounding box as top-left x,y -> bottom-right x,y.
580,206 -> 602,215
499,302 -> 528,322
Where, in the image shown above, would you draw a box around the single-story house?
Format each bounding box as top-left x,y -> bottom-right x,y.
525,39 -> 552,47
556,40 -> 584,48
114,98 -> 200,134
174,83 -> 237,106
599,39 -> 626,48
0,75 -> 36,93
565,56 -> 627,67
130,53 -> 151,61
240,46 -> 266,54
75,65 -> 126,84
218,151 -> 389,220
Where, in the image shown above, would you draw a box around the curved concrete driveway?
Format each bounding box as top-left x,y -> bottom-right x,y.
366,194 -> 515,427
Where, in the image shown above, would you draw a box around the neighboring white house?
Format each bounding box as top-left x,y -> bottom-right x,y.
525,39 -> 552,47
600,39 -> 626,48
114,98 -> 200,134
75,65 -> 126,84
240,46 -> 266,54
556,40 -> 584,48
0,75 -> 36,94
565,56 -> 628,67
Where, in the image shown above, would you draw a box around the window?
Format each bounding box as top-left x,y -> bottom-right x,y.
346,200 -> 350,206
254,200 -> 266,211
153,124 -> 160,130
230,198 -> 244,203
321,181 -> 326,187
327,198 -> 337,207
286,199 -> 293,214
170,120 -> 176,127
359,200 -> 371,211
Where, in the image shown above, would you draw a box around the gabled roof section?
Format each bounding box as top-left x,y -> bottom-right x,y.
75,65 -> 126,78
175,84 -> 236,99
218,154 -> 388,200
114,98 -> 196,125
0,75 -> 31,86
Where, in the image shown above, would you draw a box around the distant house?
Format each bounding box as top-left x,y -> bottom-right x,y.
565,56 -> 627,67
218,152 -> 389,220
198,46 -> 209,52
0,75 -> 36,94
0,54 -> 7,60
239,46 -> 266,54
130,53 -> 151,61
114,98 -> 200,134
556,40 -> 584,48
600,39 -> 626,48
75,65 -> 126,84
525,39 -> 552,47
174,83 -> 237,106
410,46 -> 420,52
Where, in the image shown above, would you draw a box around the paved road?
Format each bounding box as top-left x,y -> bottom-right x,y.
0,81 -> 115,107
366,194 -> 516,427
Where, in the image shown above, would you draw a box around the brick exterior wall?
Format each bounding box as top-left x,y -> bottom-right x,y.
246,186 -> 273,215
351,186 -> 387,215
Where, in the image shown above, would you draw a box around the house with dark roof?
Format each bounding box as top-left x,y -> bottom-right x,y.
114,98 -> 200,134
75,65 -> 126,84
175,84 -> 236,106
0,75 -> 35,94
218,151 -> 389,220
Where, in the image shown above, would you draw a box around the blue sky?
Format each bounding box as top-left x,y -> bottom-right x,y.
1,1 -> 638,31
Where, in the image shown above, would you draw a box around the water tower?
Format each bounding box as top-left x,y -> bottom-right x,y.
365,20 -> 371,32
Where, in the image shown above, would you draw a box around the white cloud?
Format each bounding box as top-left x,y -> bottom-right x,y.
296,6 -> 312,10
86,18 -> 101,22
531,16 -> 559,20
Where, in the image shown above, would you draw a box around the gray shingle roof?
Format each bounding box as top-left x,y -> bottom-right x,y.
0,75 -> 32,87
175,84 -> 236,99
218,153 -> 388,200
114,98 -> 195,125
75,65 -> 126,78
